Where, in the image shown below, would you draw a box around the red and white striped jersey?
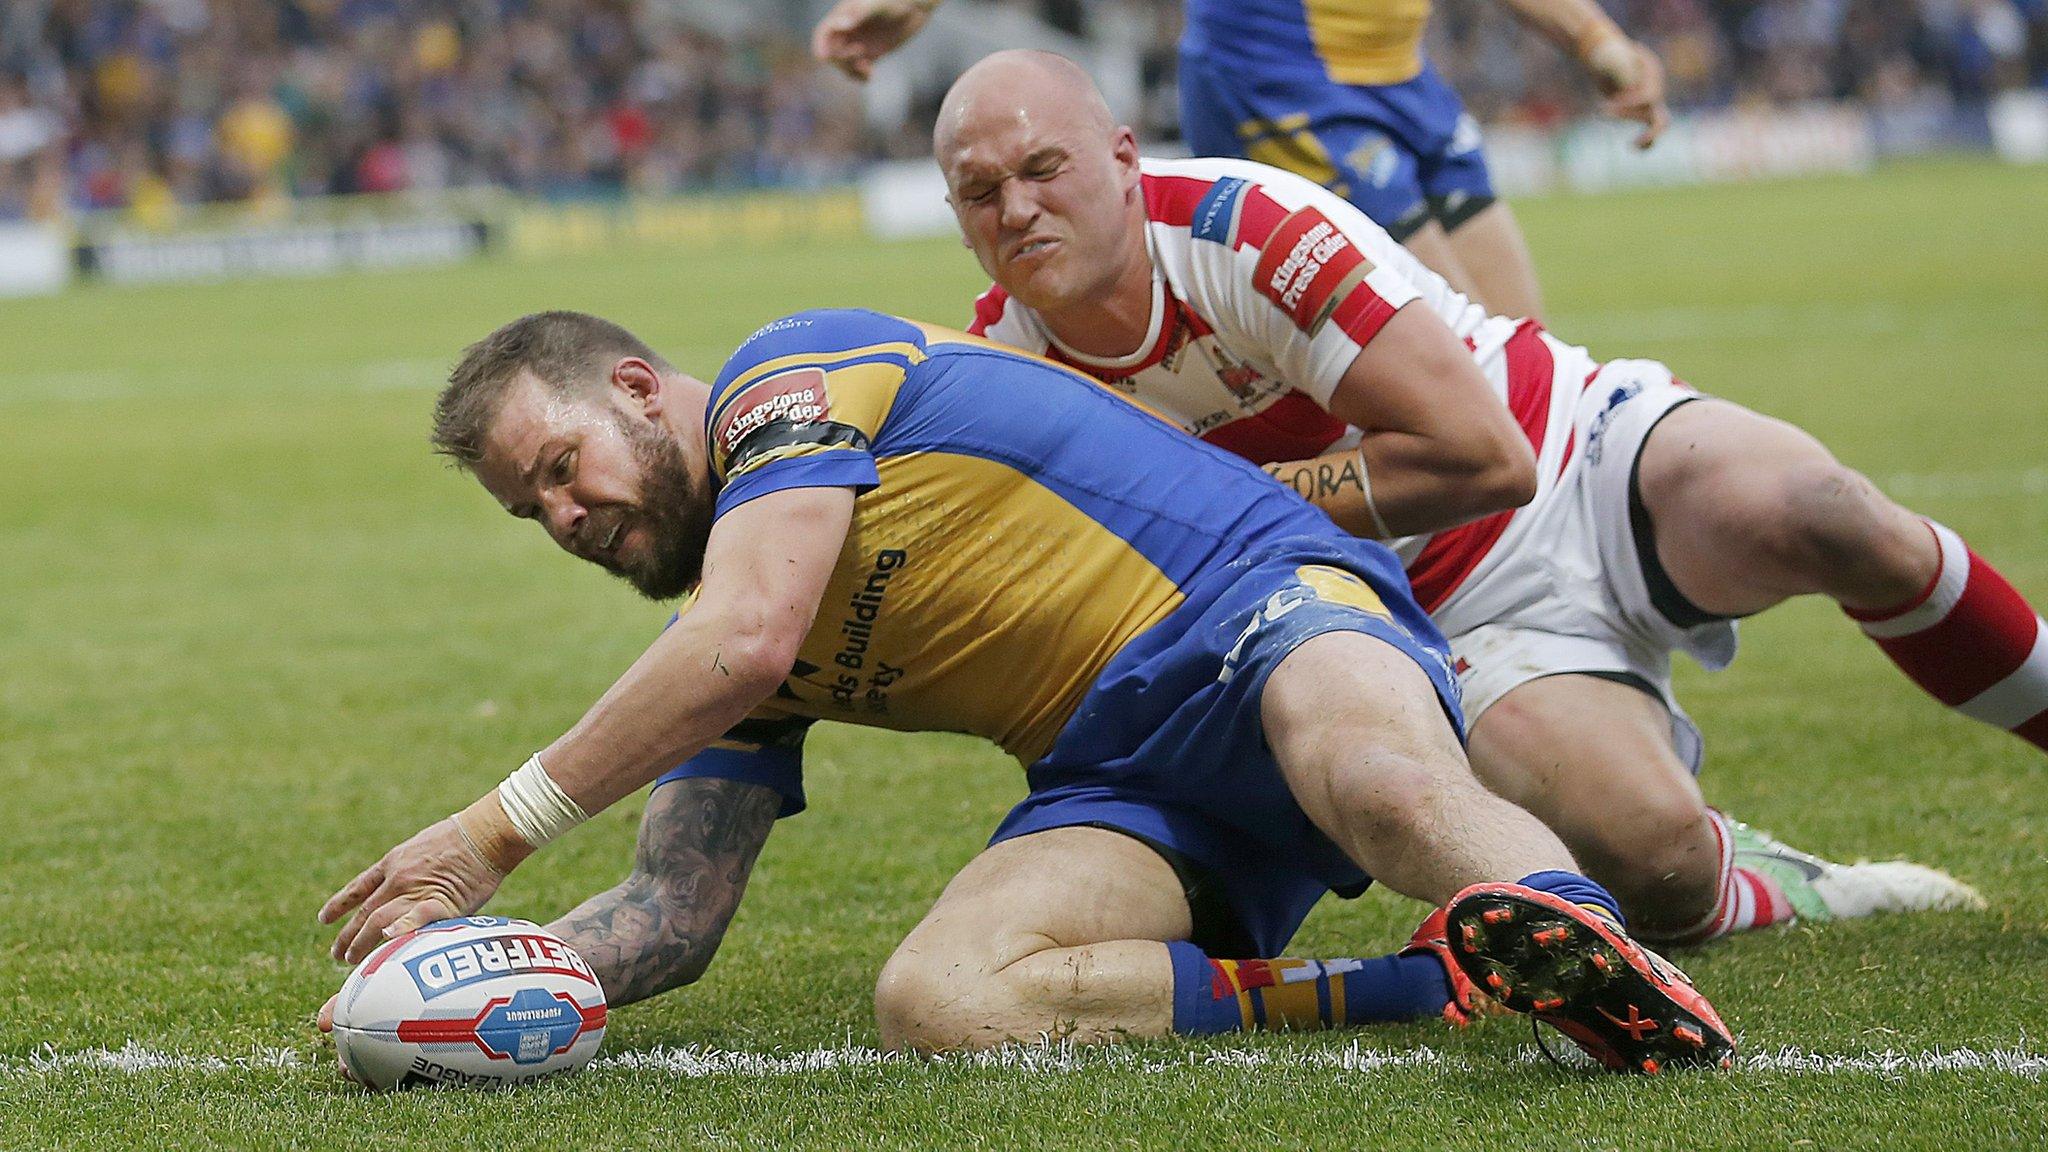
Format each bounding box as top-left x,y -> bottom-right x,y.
968,155 -> 1586,619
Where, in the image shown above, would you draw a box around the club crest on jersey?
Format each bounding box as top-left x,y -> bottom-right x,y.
404,933 -> 597,1000
716,368 -> 829,457
1253,207 -> 1374,336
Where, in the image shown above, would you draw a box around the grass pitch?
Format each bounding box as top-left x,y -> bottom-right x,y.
3,158 -> 2046,1149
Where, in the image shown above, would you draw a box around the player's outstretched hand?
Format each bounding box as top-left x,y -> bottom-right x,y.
1599,41 -> 1670,149
811,0 -> 938,81
319,818 -> 504,965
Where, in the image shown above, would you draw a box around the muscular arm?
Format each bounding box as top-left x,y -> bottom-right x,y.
1285,305 -> 1536,538
549,777 -> 781,1007
322,486 -> 853,964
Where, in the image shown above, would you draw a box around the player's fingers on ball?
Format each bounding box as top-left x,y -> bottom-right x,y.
317,993 -> 338,1033
331,905 -> 374,963
383,897 -> 453,942
361,889 -> 451,950
334,879 -> 400,962
317,862 -> 385,925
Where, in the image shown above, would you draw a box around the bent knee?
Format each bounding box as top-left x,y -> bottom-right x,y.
874,941 -> 1033,1054
1747,463 -> 1926,595
1571,790 -> 1715,900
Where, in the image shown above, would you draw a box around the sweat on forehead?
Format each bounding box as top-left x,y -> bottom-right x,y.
934,50 -> 1112,156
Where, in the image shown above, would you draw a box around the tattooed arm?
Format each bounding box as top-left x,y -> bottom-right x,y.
548,777 -> 782,1007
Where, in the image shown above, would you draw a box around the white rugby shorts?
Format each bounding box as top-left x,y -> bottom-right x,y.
1433,351 -> 1739,772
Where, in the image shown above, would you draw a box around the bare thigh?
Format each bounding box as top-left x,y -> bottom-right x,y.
873,826 -> 1191,1052
1442,200 -> 1544,322
1260,630 -> 1576,905
1636,399 -> 1933,616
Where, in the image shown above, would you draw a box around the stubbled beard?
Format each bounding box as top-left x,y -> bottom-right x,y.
608,419 -> 712,601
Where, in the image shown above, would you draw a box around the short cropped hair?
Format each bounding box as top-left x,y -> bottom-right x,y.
432,311 -> 671,464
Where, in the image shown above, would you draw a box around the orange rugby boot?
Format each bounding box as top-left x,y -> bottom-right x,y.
1444,882 -> 1736,1074
1398,905 -> 1498,1027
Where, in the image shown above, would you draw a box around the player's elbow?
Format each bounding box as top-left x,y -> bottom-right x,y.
1480,433 -> 1539,511
1441,427 -> 1536,521
702,610 -> 807,696
708,627 -> 794,688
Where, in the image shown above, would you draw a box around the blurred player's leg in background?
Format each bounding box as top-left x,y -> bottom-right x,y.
1639,399 -> 2048,754
1442,201 -> 1544,322
1392,218 -> 1487,308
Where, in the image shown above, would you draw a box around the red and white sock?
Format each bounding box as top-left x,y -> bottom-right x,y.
1649,811 -> 1795,945
1846,520 -> 2048,752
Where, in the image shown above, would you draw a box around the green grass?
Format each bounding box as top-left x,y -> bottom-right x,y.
3,157 -> 2047,1148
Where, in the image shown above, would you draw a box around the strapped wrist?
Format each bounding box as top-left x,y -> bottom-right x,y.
496,753 -> 590,849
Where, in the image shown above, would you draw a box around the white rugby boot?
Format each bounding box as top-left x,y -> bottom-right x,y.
1727,817 -> 1986,922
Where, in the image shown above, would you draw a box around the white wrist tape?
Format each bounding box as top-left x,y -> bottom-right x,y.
1354,448 -> 1395,539
497,754 -> 589,848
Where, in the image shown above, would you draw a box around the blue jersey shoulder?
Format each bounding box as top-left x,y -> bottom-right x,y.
713,309 -> 925,394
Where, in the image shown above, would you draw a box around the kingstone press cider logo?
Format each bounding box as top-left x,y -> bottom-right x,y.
717,367 -> 829,456
404,932 -> 597,1000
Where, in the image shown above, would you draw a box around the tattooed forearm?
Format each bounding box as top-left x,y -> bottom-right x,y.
1263,454 -> 1365,504
548,776 -> 779,1007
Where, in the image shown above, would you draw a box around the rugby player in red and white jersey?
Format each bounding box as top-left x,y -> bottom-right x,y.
939,52 -> 2038,944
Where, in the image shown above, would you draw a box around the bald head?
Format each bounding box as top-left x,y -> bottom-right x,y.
934,50 -> 1113,163
932,51 -> 1148,327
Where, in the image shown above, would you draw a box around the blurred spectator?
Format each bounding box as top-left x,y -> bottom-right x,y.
0,0 -> 2041,223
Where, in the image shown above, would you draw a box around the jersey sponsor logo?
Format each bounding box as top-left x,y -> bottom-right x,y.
716,368 -> 829,458
1253,206 -> 1374,335
1191,177 -> 1250,246
831,548 -> 908,714
403,933 -> 597,1000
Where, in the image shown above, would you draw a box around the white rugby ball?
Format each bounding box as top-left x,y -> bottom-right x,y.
332,916 -> 606,1090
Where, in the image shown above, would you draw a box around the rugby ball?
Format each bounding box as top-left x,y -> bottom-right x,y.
332,916 -> 606,1090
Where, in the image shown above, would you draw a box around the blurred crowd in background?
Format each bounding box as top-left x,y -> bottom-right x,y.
1,0 -> 2043,222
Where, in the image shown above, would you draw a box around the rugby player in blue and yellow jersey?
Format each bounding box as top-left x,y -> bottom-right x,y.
318,308 -> 1734,1074
814,0 -> 1668,320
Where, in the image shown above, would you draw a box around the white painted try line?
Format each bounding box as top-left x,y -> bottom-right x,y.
8,1040 -> 2045,1080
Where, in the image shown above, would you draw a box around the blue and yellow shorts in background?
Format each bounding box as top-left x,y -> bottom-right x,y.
1178,50 -> 1495,241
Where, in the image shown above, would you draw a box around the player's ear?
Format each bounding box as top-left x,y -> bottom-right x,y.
1110,126 -> 1141,189
610,357 -> 664,418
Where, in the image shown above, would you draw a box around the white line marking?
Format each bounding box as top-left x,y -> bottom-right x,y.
8,1040 -> 2045,1079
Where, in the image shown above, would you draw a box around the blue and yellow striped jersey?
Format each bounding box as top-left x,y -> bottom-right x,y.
679,309 -> 1345,800
1186,0 -> 1431,87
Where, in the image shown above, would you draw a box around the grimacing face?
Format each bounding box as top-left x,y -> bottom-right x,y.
475,379 -> 713,601
940,106 -> 1140,315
